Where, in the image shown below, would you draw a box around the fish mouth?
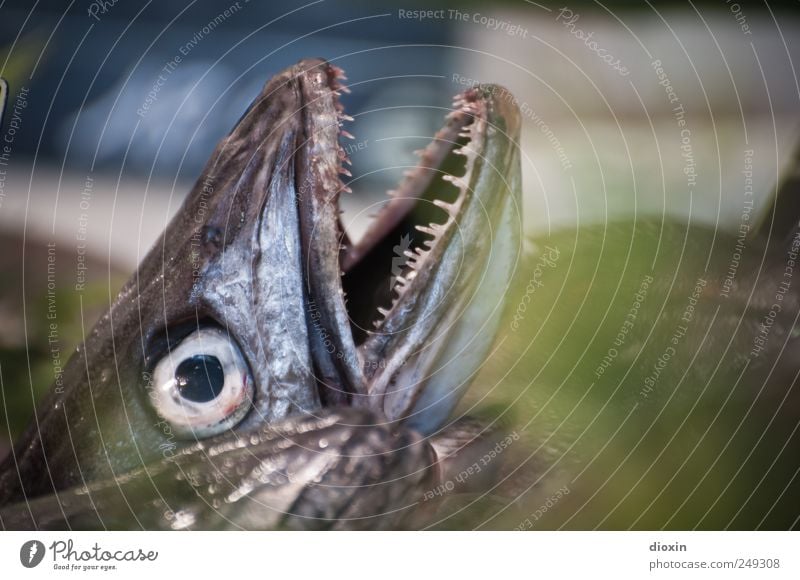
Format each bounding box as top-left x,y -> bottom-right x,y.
0,59 -> 520,528
292,59 -> 522,432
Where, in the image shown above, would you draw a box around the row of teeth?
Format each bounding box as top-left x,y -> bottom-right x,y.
373,99 -> 483,329
327,64 -> 355,196
325,64 -> 483,332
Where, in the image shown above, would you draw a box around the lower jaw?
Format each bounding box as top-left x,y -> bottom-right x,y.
403,194 -> 518,434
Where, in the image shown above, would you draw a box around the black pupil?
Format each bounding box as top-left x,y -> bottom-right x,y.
175,355 -> 225,403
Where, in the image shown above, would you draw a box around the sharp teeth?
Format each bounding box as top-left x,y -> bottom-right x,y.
415,224 -> 439,236
340,185 -> 353,194
442,173 -> 466,188
341,130 -> 355,140
339,167 -> 352,177
337,148 -> 353,166
406,249 -> 431,271
443,174 -> 466,189
340,113 -> 354,122
433,199 -> 456,217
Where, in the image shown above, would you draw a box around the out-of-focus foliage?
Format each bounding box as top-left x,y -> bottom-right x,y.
434,218 -> 800,529
0,233 -> 126,454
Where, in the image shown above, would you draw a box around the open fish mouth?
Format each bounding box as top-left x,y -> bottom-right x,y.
292,59 -> 523,432
0,58 -> 522,529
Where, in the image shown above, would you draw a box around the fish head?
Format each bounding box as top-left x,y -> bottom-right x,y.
0,59 -> 522,526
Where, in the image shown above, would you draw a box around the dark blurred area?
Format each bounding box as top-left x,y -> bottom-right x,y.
4,0 -> 797,178
0,0 -> 460,180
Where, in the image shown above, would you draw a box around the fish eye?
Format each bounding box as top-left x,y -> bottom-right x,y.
150,327 -> 253,438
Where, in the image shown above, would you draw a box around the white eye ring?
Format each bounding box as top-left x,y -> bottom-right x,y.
150,327 -> 253,438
